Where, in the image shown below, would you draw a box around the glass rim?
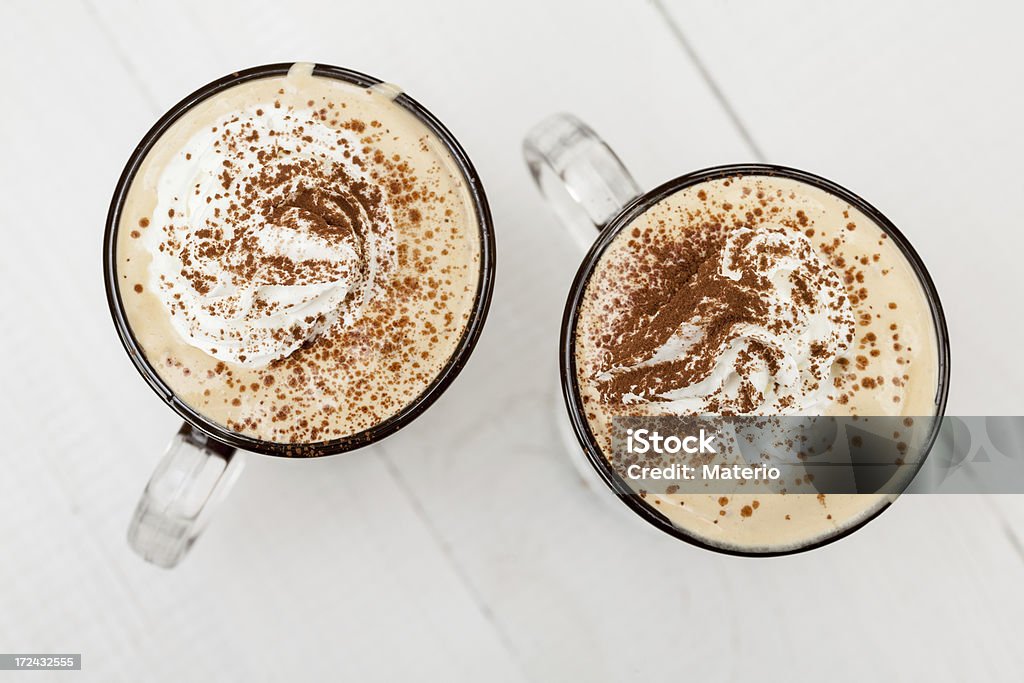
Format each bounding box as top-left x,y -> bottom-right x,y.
559,163 -> 952,557
103,62 -> 496,458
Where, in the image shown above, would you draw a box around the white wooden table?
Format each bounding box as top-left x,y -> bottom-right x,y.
2,1 -> 1022,680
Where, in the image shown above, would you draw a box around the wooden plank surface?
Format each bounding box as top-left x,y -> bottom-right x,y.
0,0 -> 1021,680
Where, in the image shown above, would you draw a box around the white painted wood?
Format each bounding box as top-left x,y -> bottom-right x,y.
0,0 -> 1021,680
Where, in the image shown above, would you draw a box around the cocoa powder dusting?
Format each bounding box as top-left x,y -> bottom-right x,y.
135,86 -> 478,446
577,175 -> 898,420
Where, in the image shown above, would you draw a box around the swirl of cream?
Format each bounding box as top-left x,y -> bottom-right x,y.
144,104 -> 395,366
597,226 -> 855,414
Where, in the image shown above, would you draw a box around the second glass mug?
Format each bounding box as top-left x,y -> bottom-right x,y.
104,63 -> 496,568
522,113 -> 951,556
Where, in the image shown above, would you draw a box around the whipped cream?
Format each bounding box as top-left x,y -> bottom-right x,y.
144,102 -> 395,366
597,226 -> 855,414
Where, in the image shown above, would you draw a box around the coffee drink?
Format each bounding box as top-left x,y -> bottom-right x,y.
574,174 -> 941,551
116,63 -> 482,446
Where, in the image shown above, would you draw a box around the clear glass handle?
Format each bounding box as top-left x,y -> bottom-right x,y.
522,113 -> 641,247
127,423 -> 244,568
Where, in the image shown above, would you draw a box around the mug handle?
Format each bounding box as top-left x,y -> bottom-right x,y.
127,423 -> 244,568
522,113 -> 642,246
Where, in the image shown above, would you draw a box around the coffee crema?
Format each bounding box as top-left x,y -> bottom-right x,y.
574,174 -> 940,552
117,64 -> 482,446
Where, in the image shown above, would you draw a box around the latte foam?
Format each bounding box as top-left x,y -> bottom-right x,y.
575,174 -> 941,551
117,64 -> 483,447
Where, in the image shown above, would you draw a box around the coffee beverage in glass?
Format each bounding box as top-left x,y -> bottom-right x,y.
105,63 -> 495,567
524,114 -> 949,555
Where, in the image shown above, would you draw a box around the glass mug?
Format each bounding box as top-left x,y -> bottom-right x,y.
104,64 -> 496,568
523,113 -> 950,556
